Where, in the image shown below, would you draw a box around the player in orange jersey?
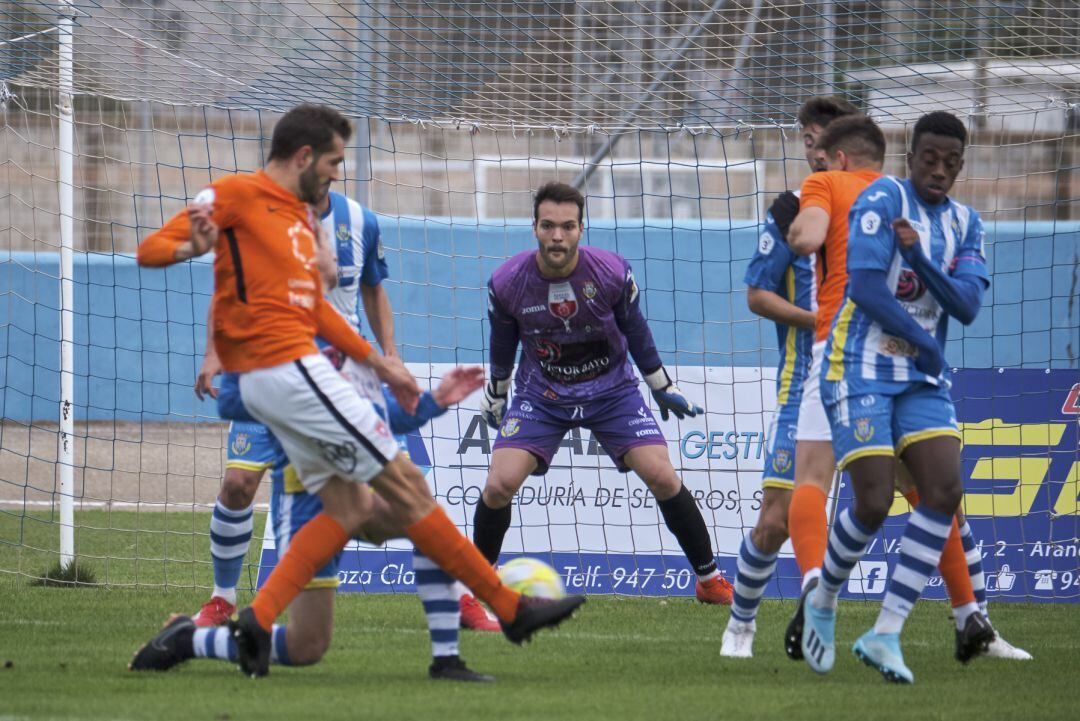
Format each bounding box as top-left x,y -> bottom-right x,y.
135,104 -> 584,677
782,115 -> 887,656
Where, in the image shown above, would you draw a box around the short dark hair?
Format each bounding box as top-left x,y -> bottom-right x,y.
911,111 -> 968,152
797,96 -> 860,129
268,104 -> 352,161
534,182 -> 585,224
816,115 -> 886,164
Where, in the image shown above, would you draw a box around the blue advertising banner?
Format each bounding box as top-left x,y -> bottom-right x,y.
257,368 -> 1078,603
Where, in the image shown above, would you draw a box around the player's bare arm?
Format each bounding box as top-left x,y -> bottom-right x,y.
746,286 -> 816,330
787,206 -> 829,255
194,303 -> 221,400
360,282 -> 397,358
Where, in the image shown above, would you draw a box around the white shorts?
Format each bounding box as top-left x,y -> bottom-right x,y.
239,354 -> 399,494
795,341 -> 833,442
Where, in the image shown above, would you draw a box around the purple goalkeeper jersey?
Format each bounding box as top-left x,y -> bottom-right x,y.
487,246 -> 662,404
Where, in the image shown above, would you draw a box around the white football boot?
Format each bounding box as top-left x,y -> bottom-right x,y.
720,618 -> 756,658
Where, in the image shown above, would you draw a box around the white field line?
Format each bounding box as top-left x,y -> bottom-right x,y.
0,500 -> 270,511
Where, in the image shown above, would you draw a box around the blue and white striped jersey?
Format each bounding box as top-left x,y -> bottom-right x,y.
824,176 -> 989,388
743,198 -> 817,406
320,191 -> 388,332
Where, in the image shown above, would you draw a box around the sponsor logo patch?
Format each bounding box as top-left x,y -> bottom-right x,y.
758,232 -> 774,255
860,210 -> 881,235
895,269 -> 927,302
548,282 -> 578,330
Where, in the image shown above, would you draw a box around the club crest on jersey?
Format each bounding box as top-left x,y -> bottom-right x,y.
895,269 -> 927,302
336,223 -> 350,242
854,417 -> 875,443
501,417 -> 522,438
230,432 -> 251,457
582,281 -> 597,299
772,448 -> 792,474
548,281 -> 578,331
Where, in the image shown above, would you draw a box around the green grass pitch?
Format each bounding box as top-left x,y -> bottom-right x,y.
0,511 -> 1076,721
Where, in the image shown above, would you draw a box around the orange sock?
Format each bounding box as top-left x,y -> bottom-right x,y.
902,489 -> 975,607
251,512 -> 348,630
789,485 -> 829,577
406,505 -> 520,622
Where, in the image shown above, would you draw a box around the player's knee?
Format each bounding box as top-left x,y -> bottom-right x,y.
220,468 -> 261,509
751,521 -> 787,555
287,634 -> 331,666
920,478 -> 963,516
752,512 -> 789,554
640,469 -> 681,500
483,474 -> 522,508
854,494 -> 891,530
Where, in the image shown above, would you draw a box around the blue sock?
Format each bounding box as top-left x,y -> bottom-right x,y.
875,507 -> 953,634
412,549 -> 459,658
209,499 -> 254,603
730,534 -> 778,623
191,625 -> 292,665
815,507 -> 875,610
959,521 -> 988,616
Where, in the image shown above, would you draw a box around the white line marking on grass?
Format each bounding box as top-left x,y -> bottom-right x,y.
0,501 -> 270,511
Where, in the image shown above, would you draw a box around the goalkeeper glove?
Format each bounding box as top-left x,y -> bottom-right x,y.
480,377 -> 511,429
768,190 -> 800,240
644,367 -> 703,421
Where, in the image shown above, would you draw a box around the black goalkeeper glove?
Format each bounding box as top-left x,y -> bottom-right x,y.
768,191 -> 800,240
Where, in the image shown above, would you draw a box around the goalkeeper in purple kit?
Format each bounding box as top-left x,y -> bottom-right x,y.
467,181 -> 733,606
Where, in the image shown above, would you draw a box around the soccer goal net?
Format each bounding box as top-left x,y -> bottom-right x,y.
1,1 -> 1077,601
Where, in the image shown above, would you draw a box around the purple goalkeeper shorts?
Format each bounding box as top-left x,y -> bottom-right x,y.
492,385 -> 667,475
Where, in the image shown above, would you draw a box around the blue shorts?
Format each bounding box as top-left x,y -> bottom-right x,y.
226,421 -> 280,474
270,461 -> 341,589
821,379 -> 960,471
761,400 -> 799,490
492,385 -> 667,475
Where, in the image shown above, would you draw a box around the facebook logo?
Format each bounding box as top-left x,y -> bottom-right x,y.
847,561 -> 889,594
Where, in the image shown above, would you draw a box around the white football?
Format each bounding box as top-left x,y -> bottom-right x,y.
498,557 -> 566,600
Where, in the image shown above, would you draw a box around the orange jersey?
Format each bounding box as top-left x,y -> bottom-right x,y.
799,169 -> 882,342
137,170 -> 371,372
